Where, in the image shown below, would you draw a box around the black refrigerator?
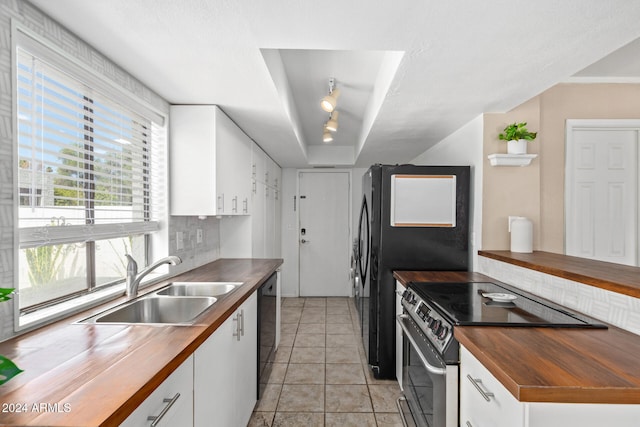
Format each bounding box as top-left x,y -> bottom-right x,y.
355,164 -> 470,379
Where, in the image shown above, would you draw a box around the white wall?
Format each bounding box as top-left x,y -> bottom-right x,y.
411,115 -> 484,270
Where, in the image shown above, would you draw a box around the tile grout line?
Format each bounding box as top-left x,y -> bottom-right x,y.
252,297 -> 403,426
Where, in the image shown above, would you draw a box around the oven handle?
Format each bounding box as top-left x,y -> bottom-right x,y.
396,314 -> 447,376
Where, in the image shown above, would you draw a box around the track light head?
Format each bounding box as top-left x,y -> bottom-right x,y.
322,124 -> 333,143
320,78 -> 340,112
325,110 -> 339,132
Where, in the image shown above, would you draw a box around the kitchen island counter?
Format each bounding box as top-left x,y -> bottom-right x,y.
0,258 -> 282,426
394,270 -> 640,404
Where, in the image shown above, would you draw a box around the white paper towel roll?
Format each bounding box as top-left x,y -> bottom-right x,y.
509,216 -> 533,253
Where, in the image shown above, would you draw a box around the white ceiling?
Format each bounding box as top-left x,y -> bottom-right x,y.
28,0 -> 640,168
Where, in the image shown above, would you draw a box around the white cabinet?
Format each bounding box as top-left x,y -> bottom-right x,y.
170,105 -> 251,217
194,292 -> 258,427
121,356 -> 194,427
220,143 -> 282,258
460,346 -> 524,427
460,345 -> 640,427
252,143 -> 281,258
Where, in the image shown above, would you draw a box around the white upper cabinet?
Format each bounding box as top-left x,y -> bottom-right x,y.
252,142 -> 268,186
170,105 -> 252,216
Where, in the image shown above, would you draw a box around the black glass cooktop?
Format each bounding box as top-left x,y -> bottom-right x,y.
408,281 -> 607,328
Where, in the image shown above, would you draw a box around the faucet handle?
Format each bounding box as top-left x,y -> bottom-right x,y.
125,254 -> 138,276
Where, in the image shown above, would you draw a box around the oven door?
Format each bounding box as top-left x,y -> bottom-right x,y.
396,314 -> 458,427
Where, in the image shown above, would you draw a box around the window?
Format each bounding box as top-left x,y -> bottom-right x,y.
14,27 -> 165,321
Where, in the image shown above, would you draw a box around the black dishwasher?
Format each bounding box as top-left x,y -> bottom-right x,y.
257,272 -> 277,399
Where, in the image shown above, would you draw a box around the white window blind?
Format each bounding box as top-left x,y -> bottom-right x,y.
16,43 -> 160,249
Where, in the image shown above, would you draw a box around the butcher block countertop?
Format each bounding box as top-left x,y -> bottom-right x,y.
0,258 -> 282,427
394,270 -> 640,404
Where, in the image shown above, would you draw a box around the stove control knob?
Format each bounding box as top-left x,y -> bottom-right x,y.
404,291 -> 415,305
431,319 -> 442,334
437,326 -> 449,340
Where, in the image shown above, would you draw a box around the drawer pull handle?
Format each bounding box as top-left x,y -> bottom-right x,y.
467,374 -> 494,402
147,393 -> 180,427
233,314 -> 241,341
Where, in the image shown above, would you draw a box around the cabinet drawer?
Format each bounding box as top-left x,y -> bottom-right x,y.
121,356 -> 194,427
460,346 -> 523,427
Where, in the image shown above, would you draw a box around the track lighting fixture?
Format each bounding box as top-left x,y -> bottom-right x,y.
325,111 -> 339,132
322,124 -> 333,143
320,78 -> 340,112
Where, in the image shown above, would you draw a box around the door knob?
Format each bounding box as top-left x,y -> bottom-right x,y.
301,239 -> 311,243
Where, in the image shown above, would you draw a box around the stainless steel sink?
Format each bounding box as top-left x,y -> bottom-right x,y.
154,282 -> 242,297
91,296 -> 216,324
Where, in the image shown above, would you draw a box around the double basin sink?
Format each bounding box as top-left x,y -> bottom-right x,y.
81,282 -> 242,325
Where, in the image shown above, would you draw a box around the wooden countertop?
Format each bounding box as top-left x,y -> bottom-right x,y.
393,270 -> 640,404
0,258 -> 282,427
479,250 -> 640,299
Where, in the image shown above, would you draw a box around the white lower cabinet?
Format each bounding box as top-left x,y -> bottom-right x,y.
194,292 -> 258,427
460,346 -> 524,427
460,345 -> 640,427
121,356 -> 194,427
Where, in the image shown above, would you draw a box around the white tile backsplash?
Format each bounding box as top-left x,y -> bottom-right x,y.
169,215 -> 220,274
478,256 -> 640,335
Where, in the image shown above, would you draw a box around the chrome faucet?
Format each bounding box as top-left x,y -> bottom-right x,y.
125,254 -> 182,297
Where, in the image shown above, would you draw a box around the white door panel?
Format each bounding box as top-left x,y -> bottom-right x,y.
566,122 -> 639,266
299,171 -> 350,297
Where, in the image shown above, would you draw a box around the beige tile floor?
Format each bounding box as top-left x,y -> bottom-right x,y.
249,297 -> 403,427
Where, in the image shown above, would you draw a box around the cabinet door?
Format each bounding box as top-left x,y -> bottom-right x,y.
214,109 -> 233,215
194,311 -> 236,427
460,346 -> 524,427
252,182 -> 267,257
252,143 -> 268,185
122,356 -> 194,427
170,106 -> 217,216
265,186 -> 276,258
237,131 -> 252,215
194,293 -> 258,427
215,109 -> 252,216
235,292 -> 258,426
273,182 -> 282,257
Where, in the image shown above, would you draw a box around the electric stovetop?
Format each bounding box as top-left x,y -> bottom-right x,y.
408,281 -> 607,328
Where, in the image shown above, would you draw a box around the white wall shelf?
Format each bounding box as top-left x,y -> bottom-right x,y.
488,153 -> 537,167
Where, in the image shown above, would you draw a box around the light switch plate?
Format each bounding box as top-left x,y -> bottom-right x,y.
196,229 -> 203,244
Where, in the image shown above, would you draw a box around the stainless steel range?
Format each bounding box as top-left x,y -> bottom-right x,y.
396,281 -> 606,427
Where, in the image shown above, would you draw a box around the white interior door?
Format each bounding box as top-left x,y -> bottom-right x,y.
565,120 -> 639,266
299,171 -> 351,296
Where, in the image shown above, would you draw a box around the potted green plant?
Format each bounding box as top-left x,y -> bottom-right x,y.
0,288 -> 22,386
498,122 -> 537,154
